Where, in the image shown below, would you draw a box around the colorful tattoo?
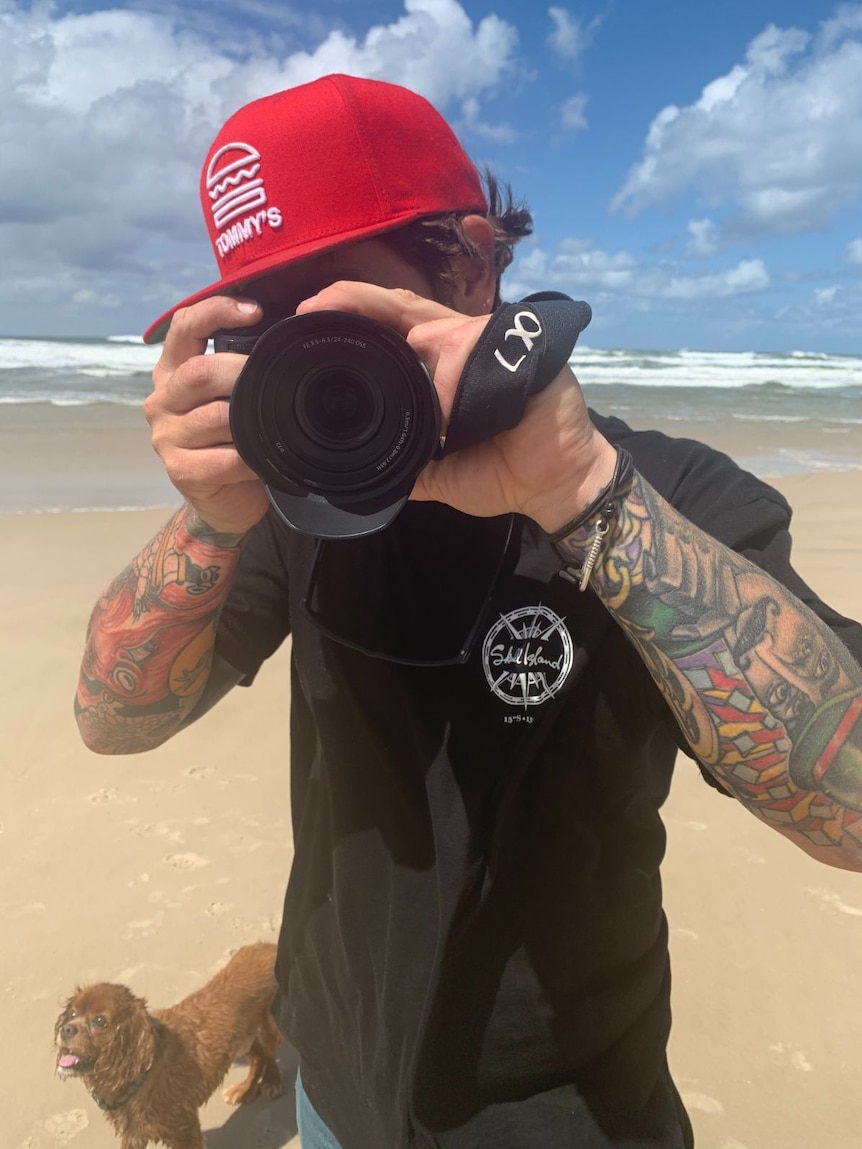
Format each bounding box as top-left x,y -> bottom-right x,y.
75,506 -> 243,753
562,473 -> 862,855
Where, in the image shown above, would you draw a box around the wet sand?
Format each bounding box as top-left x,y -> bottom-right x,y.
4,399 -> 861,515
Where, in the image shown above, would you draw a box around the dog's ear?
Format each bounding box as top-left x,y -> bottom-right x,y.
95,988 -> 158,1085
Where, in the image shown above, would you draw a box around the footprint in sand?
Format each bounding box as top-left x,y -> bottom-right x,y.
87,788 -> 117,804
87,788 -> 136,806
680,1091 -> 724,1116
11,901 -> 47,919
114,964 -> 149,983
164,852 -> 211,871
127,819 -> 186,844
670,927 -> 699,941
734,845 -> 766,864
185,764 -> 214,780
122,916 -> 162,940
807,886 -> 862,918
164,885 -> 200,910
206,901 -> 233,917
769,1041 -> 813,1071
44,1109 -> 89,1142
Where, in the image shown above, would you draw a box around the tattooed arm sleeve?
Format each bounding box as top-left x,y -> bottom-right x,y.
557,470 -> 862,869
75,505 -> 247,755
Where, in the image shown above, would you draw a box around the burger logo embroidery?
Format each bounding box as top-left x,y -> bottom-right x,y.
482,605 -> 574,708
206,141 -> 283,258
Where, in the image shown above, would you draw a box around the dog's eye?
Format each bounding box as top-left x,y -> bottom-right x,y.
68,1009 -> 76,1019
93,1015 -> 108,1028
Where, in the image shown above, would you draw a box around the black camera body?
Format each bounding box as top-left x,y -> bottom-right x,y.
217,310 -> 441,539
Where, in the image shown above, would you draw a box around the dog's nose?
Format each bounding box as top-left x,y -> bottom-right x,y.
61,1022 -> 79,1039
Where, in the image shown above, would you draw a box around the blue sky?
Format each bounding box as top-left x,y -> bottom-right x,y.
4,0 -> 862,352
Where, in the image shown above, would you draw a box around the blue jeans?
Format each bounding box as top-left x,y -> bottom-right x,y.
296,1069 -> 346,1149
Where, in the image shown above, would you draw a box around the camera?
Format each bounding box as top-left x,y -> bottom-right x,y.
217,309 -> 441,539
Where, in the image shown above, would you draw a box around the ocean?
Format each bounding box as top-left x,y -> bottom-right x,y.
2,334 -> 862,514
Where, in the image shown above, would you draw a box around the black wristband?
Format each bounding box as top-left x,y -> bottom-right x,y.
549,446 -> 635,542
550,447 -> 635,591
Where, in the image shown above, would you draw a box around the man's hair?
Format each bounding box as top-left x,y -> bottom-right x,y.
379,171 -> 533,307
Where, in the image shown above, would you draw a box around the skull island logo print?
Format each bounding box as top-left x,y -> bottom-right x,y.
482,605 -> 574,708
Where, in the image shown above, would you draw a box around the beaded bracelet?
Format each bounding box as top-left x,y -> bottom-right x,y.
549,446 -> 635,592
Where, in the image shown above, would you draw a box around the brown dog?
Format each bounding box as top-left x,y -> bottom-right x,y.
54,941 -> 283,1149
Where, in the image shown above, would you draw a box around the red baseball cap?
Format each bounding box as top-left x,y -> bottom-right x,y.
143,74 -> 488,343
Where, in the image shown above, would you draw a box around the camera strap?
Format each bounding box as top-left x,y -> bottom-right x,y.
440,292 -> 592,456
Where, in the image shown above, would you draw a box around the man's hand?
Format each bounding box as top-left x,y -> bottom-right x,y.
297,282 -> 617,531
146,296 -> 271,535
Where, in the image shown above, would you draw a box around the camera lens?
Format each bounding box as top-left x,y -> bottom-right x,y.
294,368 -> 384,449
229,311 -> 441,527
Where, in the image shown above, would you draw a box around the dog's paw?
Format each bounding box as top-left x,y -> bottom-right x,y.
223,1079 -> 259,1106
259,1075 -> 284,1100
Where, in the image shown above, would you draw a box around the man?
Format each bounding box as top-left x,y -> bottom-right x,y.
76,74 -> 862,1148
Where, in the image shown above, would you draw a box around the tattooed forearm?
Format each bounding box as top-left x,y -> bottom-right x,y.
75,504 -> 245,754
559,472 -> 862,863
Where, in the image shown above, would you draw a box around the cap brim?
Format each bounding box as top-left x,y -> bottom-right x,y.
267,488 -> 408,540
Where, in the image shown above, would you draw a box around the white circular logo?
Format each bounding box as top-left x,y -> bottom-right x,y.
482,604 -> 574,707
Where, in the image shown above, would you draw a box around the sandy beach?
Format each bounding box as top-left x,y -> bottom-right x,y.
4,465 -> 862,1149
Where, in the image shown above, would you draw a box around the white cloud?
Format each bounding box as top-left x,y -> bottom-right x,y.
509,239 -> 637,295
744,22 -> 810,75
287,0 -> 520,108
0,0 -> 519,328
506,240 -> 769,304
71,287 -> 122,309
561,92 -> 588,131
819,4 -> 862,49
686,218 -> 719,257
611,14 -> 862,237
696,67 -> 747,113
814,285 -> 842,305
752,276 -> 862,349
461,97 -> 517,143
548,7 -> 586,62
845,238 -> 862,263
662,259 -> 769,300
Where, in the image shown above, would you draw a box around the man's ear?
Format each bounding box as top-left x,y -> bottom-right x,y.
449,214 -> 497,317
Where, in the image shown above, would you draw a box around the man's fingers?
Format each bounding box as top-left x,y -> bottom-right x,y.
146,351 -> 248,419
296,280 -> 491,418
159,443 -> 262,490
296,281 -> 456,335
155,296 -> 262,377
150,398 -> 233,453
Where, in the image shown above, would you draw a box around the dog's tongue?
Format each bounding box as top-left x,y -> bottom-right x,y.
58,1054 -> 80,1069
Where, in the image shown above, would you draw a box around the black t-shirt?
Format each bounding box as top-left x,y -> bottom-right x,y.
215,414 -> 862,1149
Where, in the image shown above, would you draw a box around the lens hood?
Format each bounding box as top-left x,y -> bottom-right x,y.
229,311 -> 441,539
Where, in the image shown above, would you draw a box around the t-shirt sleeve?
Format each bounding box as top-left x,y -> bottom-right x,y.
214,509 -> 294,685
591,413 -> 862,787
